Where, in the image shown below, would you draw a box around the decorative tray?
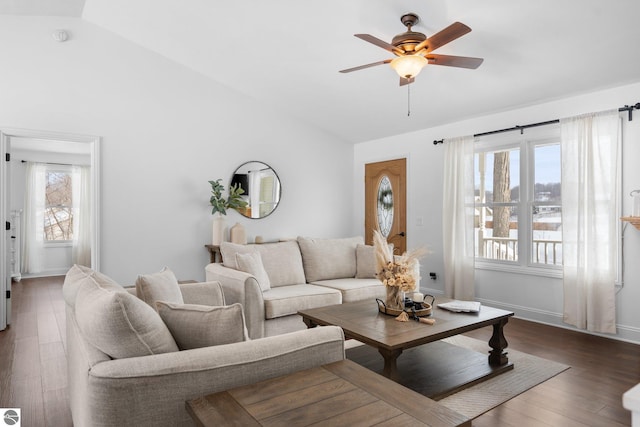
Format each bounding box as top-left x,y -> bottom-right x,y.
376,295 -> 435,317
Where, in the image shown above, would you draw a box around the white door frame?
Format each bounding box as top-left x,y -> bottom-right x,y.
0,128 -> 100,330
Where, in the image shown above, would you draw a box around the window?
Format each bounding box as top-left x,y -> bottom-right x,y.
474,127 -> 562,274
44,170 -> 73,241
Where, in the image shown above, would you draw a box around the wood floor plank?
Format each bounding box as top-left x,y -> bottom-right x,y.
0,326 -> 16,407
500,396 -> 590,427
12,336 -> 41,379
37,310 -> 61,345
40,354 -> 67,392
10,375 -> 45,427
13,308 -> 37,336
43,387 -> 73,427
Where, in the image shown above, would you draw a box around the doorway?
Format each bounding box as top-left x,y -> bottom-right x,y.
365,158 -> 407,255
0,128 -> 100,331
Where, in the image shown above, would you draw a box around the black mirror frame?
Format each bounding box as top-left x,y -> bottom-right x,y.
230,160 -> 281,219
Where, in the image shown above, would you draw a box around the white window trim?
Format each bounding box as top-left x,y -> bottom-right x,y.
474,124 -> 562,276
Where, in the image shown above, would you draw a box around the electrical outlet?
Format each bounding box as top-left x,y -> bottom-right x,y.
416,216 -> 424,226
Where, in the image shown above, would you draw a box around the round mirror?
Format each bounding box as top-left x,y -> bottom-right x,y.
230,161 -> 281,219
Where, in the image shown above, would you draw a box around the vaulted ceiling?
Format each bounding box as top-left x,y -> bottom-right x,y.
3,0 -> 640,143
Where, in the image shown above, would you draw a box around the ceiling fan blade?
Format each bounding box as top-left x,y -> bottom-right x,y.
399,76 -> 415,86
339,59 -> 392,73
426,53 -> 483,69
355,34 -> 404,55
416,22 -> 471,53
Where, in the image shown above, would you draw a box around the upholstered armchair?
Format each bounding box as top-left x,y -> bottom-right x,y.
63,265 -> 345,427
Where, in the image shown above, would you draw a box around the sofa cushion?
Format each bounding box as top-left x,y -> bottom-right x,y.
236,252 -> 271,292
135,266 -> 184,309
262,284 -> 342,319
310,278 -> 386,303
220,241 -> 306,287
297,236 -> 363,282
75,272 -> 179,359
156,302 -> 248,350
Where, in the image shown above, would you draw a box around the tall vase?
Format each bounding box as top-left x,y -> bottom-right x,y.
212,214 -> 226,245
385,286 -> 404,310
230,222 -> 247,244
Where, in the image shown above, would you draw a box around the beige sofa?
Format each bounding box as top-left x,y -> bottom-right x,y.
205,236 -> 391,339
63,265 -> 345,427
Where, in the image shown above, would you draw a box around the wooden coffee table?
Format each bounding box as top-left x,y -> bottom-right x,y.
299,298 -> 514,398
186,359 -> 470,426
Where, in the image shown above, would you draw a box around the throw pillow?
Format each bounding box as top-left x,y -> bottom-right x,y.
220,241 -> 255,269
355,244 -> 377,279
63,264 -> 122,309
156,302 -> 248,350
75,274 -> 179,359
135,267 -> 184,309
235,252 -> 271,292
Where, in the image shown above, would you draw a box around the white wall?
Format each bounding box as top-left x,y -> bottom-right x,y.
354,81 -> 640,343
0,16 -> 354,283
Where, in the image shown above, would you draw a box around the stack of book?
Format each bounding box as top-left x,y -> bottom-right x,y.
437,300 -> 481,313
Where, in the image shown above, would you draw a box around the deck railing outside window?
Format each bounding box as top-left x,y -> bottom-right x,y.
478,236 -> 562,265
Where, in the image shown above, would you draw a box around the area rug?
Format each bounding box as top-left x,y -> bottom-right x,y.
345,335 -> 569,420
437,335 -> 569,419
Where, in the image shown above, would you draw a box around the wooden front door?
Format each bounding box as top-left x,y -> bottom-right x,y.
365,158 -> 407,255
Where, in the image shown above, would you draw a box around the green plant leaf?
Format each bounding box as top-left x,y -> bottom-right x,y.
209,179 -> 248,215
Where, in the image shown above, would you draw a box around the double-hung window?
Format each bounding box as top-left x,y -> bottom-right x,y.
474,126 -> 562,276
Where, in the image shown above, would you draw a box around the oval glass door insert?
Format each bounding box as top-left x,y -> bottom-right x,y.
377,175 -> 394,237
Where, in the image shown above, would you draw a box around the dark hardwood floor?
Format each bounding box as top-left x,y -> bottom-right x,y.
0,276 -> 71,427
0,276 -> 638,426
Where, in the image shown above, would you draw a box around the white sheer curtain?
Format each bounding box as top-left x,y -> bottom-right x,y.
442,135 -> 476,300
21,162 -> 46,273
72,165 -> 92,266
561,109 -> 620,334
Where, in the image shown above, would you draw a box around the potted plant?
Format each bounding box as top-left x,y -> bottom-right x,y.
209,179 -> 248,244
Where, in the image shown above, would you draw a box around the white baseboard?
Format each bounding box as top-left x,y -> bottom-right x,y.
422,287 -> 640,345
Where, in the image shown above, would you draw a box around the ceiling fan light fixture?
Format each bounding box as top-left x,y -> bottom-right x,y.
390,55 -> 427,79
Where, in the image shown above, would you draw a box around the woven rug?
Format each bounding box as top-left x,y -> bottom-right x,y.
423,335 -> 569,419
346,335 -> 569,420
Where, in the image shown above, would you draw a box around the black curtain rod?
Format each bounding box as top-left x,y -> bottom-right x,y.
433,102 -> 640,145
21,160 -> 74,167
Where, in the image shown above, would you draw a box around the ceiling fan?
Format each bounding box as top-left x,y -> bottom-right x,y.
340,13 -> 483,86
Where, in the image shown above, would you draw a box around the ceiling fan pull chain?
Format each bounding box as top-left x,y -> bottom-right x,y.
407,82 -> 411,116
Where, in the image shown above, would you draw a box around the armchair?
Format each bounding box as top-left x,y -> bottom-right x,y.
63,265 -> 345,426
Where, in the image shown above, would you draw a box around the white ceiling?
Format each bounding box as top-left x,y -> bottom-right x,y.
0,0 -> 85,16
4,0 -> 640,143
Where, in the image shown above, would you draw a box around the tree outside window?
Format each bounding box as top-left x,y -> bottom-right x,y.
44,171 -> 73,241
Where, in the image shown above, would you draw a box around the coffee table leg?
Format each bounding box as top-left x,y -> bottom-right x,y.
302,317 -> 316,329
488,318 -> 509,366
378,348 -> 403,381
